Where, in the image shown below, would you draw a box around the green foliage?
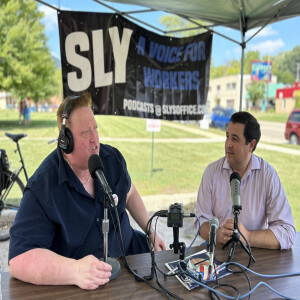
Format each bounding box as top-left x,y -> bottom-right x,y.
249,111 -> 289,123
244,51 -> 260,74
158,15 -> 300,84
278,70 -> 295,84
159,14 -> 206,37
271,46 -> 300,84
246,80 -> 266,106
210,51 -> 260,79
0,0 -> 59,102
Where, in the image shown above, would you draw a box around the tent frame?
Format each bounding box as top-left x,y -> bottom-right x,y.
36,0 -> 299,111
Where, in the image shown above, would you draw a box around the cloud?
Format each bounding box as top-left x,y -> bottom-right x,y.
247,38 -> 284,54
246,26 -> 279,39
51,51 -> 60,60
39,5 -> 58,31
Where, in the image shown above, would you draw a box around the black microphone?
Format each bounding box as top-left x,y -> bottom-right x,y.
88,154 -> 114,205
230,172 -> 242,212
88,154 -> 120,280
208,216 -> 219,275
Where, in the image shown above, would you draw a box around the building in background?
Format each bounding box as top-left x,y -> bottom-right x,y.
276,82 -> 300,113
0,91 -> 13,110
207,74 -> 278,112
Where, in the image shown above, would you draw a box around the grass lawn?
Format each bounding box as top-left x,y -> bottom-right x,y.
1,109 -> 299,231
248,111 -> 289,123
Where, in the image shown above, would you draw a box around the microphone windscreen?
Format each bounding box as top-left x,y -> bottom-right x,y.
209,216 -> 219,228
88,154 -> 104,178
230,172 -> 241,182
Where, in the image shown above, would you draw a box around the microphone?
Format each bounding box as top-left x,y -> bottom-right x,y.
208,217 -> 219,275
88,154 -> 113,201
230,172 -> 242,212
88,154 -> 121,280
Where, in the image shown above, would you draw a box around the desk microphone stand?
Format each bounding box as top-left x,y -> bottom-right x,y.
222,206 -> 255,263
170,227 -> 187,269
101,195 -> 121,280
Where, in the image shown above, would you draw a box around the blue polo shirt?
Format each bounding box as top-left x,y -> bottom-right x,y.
9,144 -> 149,261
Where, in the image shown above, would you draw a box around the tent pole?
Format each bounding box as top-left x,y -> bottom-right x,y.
239,38 -> 245,111
239,31 -> 246,112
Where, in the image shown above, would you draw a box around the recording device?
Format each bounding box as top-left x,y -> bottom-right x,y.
230,172 -> 242,213
208,217 -> 219,274
167,203 -> 184,228
88,154 -> 120,280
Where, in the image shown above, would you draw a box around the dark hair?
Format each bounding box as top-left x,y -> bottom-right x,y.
230,111 -> 261,152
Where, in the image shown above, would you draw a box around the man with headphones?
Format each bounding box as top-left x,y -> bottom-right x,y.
9,92 -> 166,290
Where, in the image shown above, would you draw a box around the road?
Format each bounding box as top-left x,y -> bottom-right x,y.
259,121 -> 287,144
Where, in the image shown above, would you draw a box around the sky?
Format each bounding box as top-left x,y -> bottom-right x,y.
38,0 -> 300,67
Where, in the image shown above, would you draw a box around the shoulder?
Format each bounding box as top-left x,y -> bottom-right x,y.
27,149 -> 59,189
251,154 -> 281,187
100,143 -> 128,174
100,143 -> 123,158
99,143 -> 131,187
205,157 -> 226,175
253,154 -> 277,176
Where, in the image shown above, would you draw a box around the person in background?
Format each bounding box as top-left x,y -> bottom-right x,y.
9,92 -> 166,290
18,99 -> 24,124
24,101 -> 31,125
196,111 -> 295,250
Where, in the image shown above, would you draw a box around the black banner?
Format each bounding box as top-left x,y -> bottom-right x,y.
58,10 -> 212,120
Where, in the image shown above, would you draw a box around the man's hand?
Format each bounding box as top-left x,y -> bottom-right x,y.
200,218 -> 280,249
217,218 -> 249,244
150,231 -> 166,251
74,255 -> 112,290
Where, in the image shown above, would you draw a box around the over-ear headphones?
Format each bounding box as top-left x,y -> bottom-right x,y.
58,95 -> 80,154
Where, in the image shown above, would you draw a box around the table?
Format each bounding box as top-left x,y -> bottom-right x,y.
2,233 -> 300,299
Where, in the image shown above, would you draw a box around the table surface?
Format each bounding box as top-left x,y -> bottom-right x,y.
2,233 -> 300,300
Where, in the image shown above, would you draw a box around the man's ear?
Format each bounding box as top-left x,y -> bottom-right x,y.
249,139 -> 256,152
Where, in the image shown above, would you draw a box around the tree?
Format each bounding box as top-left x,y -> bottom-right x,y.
246,80 -> 266,107
0,0 -> 59,103
244,51 -> 260,74
159,14 -> 206,37
271,46 -> 300,84
158,14 -> 300,84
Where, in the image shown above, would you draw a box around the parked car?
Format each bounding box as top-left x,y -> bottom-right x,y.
211,107 -> 236,129
285,108 -> 300,145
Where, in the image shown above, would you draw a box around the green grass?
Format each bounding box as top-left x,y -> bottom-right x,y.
0,109 -> 204,139
1,109 -> 299,231
249,111 -> 289,123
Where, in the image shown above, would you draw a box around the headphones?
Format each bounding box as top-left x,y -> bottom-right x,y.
58,96 -> 80,154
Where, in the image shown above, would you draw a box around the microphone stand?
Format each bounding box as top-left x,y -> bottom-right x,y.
101,194 -> 121,280
170,227 -> 186,270
222,206 -> 255,263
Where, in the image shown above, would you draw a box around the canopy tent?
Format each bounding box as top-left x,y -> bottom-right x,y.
100,0 -> 300,31
38,0 -> 300,110
98,0 -> 300,110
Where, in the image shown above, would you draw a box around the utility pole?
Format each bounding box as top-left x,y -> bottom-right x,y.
267,56 -> 270,105
297,62 -> 300,82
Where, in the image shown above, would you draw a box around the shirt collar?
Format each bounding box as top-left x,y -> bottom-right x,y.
57,146 -> 72,186
57,145 -> 107,188
223,153 -> 261,179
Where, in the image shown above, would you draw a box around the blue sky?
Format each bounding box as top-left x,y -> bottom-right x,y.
38,0 -> 300,67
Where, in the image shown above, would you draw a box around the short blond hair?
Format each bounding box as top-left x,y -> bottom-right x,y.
57,92 -> 92,130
